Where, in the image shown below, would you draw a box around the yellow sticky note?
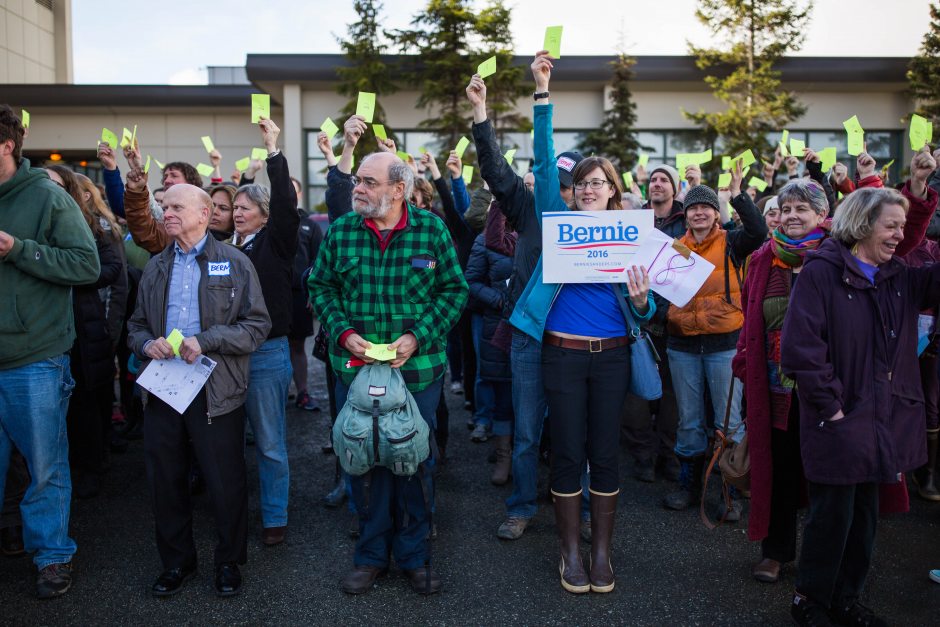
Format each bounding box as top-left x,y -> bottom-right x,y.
478,55 -> 497,78
166,329 -> 184,357
638,153 -> 649,168
196,163 -> 214,177
717,172 -> 732,188
543,25 -> 563,58
504,148 -> 516,165
21,109 -> 29,128
154,158 -> 165,170
101,128 -> 118,149
120,127 -> 133,149
789,138 -> 805,156
235,157 -> 251,172
251,147 -> 268,160
321,117 -> 339,140
622,172 -> 633,189
721,156 -> 731,170
455,136 -> 470,158
364,343 -> 397,362
462,165 -> 474,186
910,114 -> 933,151
817,147 -> 837,172
356,92 -> 376,123
251,94 -> 270,123
201,136 -> 215,153
373,124 -> 387,141
748,176 -> 768,192
143,155 -> 151,174
846,131 -> 865,157
732,149 -> 756,170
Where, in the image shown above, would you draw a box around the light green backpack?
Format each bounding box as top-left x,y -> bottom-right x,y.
333,363 -> 430,477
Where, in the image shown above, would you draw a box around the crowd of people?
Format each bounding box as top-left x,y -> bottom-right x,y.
1,49 -> 939,625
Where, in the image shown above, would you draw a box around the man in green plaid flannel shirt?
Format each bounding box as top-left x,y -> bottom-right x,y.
308,151 -> 467,595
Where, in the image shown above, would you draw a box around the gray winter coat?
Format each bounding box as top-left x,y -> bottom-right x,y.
127,233 -> 271,417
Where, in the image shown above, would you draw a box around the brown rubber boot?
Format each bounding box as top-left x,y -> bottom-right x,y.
552,491 -> 590,593
588,489 -> 618,593
490,435 -> 512,486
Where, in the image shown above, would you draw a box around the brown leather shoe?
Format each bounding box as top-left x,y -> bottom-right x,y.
404,566 -> 442,595
752,558 -> 781,583
261,526 -> 287,546
341,565 -> 387,594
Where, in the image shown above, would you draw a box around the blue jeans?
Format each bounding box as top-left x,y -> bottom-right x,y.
667,348 -> 743,458
245,336 -> 292,528
0,354 -> 77,569
336,377 -> 441,570
506,330 -> 547,520
470,314 -> 495,428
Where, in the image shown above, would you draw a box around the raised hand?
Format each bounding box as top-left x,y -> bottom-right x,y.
97,143 -> 117,171
729,159 -> 744,198
856,144 -> 876,179
209,149 -> 222,168
445,151 -> 462,179
316,131 -> 333,158
343,115 -> 368,149
910,146 -> 937,199
259,118 -> 280,152
531,51 -> 553,92
422,152 -> 441,179
376,137 -> 396,154
126,166 -> 149,192
684,164 -> 701,188
626,265 -> 651,311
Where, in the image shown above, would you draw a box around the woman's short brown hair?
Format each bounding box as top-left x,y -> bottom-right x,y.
571,156 -> 623,210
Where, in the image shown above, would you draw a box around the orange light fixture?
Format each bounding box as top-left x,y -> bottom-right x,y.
79,160 -> 87,167
49,152 -> 62,161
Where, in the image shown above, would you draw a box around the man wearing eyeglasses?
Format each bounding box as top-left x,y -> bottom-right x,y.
0,105 -> 100,599
308,148 -> 468,596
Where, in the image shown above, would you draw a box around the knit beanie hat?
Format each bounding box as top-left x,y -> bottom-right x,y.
682,185 -> 720,213
648,163 -> 680,195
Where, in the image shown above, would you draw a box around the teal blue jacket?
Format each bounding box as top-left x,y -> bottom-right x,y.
509,104 -> 654,341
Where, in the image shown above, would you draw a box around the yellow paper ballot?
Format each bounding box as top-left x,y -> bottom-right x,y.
544,26 -> 563,58
478,56 -> 497,78
842,115 -> 863,136
130,124 -> 137,148
196,163 -> 214,177
462,165 -> 474,186
21,109 -> 29,128
504,149 -> 516,165
154,158 -> 165,170
251,94 -> 270,123
732,149 -> 756,170
356,92 -> 376,123
120,127 -> 133,149
748,176 -> 768,192
881,159 -> 895,172
321,117 -> 339,140
779,142 -> 789,157
373,124 -> 388,140
235,157 -> 251,172
717,172 -> 732,188
638,153 -> 649,168
455,136 -> 470,158
817,147 -> 837,172
847,131 -> 865,157
201,136 -> 215,153
622,172 -> 634,189
721,156 -> 731,170
396,150 -> 410,162
676,149 -> 712,172
781,130 -> 789,146
101,128 -> 118,149
789,138 -> 805,157
251,147 -> 268,160
143,155 -> 151,174
364,343 -> 397,362
166,329 -> 184,357
910,114 -> 933,151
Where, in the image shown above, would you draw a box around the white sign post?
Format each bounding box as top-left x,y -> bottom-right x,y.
541,210 -> 653,283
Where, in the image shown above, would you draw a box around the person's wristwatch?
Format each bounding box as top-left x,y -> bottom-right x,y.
533,91 -> 550,101
267,149 -> 280,158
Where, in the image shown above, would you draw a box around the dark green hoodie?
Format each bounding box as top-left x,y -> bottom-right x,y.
0,158 -> 100,370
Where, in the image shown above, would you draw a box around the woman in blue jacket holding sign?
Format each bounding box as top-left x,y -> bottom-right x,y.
510,51 -> 655,595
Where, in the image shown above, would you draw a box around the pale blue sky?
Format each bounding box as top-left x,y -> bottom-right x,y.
72,0 -> 930,84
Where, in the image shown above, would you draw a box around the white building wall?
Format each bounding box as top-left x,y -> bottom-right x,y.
1,0 -> 60,84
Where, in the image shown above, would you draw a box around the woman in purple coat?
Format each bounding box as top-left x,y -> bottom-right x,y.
781,170 -> 940,625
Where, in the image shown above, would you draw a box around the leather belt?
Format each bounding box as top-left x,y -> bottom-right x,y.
542,334 -> 632,353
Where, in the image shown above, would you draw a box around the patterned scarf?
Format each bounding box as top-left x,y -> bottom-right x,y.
771,226 -> 826,269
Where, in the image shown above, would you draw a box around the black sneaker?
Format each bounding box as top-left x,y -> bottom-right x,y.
791,593 -> 834,626
37,562 -> 72,599
831,601 -> 888,627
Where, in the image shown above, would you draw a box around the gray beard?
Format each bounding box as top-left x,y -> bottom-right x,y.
352,192 -> 391,219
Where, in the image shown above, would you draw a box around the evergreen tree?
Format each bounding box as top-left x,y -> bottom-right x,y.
475,0 -> 531,145
392,0 -> 477,152
334,0 -> 400,164
578,53 -> 642,172
908,3 -> 940,125
685,0 -> 810,163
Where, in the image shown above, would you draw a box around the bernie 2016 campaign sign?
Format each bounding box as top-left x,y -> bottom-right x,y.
541,210 -> 654,283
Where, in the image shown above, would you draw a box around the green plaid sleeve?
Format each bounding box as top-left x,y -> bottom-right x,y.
407,221 -> 469,352
307,225 -> 353,341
